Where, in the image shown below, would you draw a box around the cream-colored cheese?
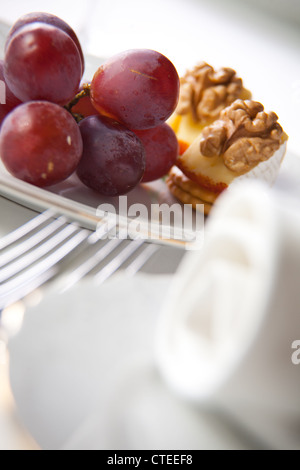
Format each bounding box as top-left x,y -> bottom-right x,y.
178,133 -> 287,188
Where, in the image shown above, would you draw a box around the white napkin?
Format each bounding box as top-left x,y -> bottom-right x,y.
156,180 -> 300,450
8,273 -> 257,450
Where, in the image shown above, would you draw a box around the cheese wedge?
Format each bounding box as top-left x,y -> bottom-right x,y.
177,132 -> 288,193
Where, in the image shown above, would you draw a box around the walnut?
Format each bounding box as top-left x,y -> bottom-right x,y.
176,62 -> 249,123
199,124 -> 227,157
200,99 -> 285,174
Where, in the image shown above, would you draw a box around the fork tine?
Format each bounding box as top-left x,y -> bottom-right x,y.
0,215 -> 68,267
124,244 -> 159,276
0,209 -> 163,311
0,229 -> 90,310
0,222 -> 82,283
0,213 -> 123,307
0,268 -> 57,311
0,209 -> 56,251
58,237 -> 125,292
52,237 -> 160,294
94,238 -> 145,285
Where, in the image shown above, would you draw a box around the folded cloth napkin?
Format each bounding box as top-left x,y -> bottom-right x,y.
156,179 -> 300,450
8,273 -> 257,450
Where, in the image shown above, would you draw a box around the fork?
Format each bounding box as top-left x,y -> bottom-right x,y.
0,209 -> 160,312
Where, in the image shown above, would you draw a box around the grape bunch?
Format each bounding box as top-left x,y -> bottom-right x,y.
0,12 -> 180,195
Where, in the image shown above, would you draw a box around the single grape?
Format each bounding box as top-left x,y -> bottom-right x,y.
71,84 -> 99,119
4,22 -> 82,105
77,115 -> 145,196
0,60 -> 22,126
0,101 -> 83,187
90,49 -> 180,130
5,12 -> 84,74
135,123 -> 179,182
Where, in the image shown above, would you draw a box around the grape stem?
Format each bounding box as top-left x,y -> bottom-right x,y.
64,83 -> 91,122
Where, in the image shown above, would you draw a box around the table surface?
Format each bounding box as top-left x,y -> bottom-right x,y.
0,0 -> 299,450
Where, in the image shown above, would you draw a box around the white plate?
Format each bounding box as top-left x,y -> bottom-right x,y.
1,150 -> 300,242
1,151 -> 300,249
0,159 -> 196,246
1,19 -> 300,247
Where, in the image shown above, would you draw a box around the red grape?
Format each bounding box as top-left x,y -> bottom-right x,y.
0,101 -> 83,187
77,115 -> 145,196
90,49 -> 180,130
0,60 -> 22,126
4,22 -> 82,105
135,123 -> 179,182
5,12 -> 85,75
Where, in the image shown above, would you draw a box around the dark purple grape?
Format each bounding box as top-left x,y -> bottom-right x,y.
0,101 -> 83,187
5,12 -> 84,74
90,49 -> 180,130
135,123 -> 179,182
4,22 -> 82,105
77,115 -> 145,196
0,60 -> 22,126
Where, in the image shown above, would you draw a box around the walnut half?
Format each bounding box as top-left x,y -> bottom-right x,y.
200,99 -> 286,174
176,62 -> 250,123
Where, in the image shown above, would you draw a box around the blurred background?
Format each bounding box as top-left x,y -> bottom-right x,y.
0,0 -> 300,450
